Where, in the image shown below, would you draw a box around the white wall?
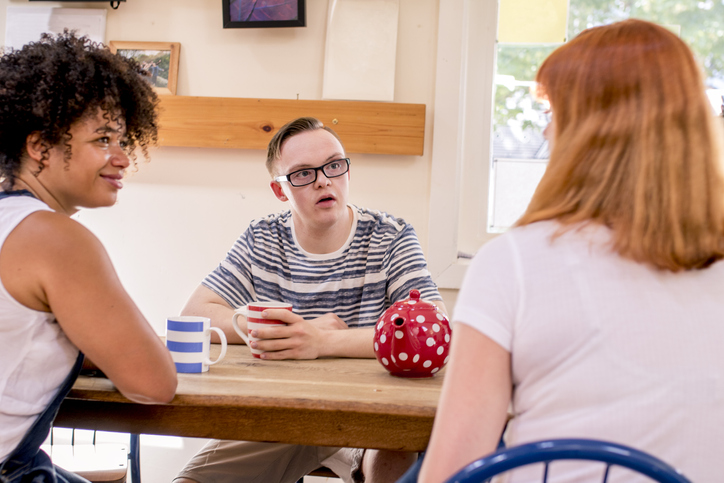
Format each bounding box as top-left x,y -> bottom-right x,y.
1,0 -> 453,331
1,0 -> 453,479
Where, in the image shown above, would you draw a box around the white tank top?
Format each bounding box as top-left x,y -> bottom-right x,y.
0,193 -> 79,462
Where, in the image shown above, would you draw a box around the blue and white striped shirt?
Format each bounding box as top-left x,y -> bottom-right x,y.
203,205 -> 441,328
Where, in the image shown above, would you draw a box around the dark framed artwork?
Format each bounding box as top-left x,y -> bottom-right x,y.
223,0 -> 306,29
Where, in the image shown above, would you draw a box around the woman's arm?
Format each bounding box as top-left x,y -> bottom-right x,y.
418,323 -> 512,483
1,211 -> 177,404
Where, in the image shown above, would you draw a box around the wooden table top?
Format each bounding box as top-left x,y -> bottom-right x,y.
55,345 -> 445,451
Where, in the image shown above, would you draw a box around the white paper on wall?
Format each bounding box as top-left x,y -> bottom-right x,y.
322,0 -> 399,102
5,7 -> 106,51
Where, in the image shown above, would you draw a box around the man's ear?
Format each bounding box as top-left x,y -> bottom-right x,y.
270,181 -> 288,202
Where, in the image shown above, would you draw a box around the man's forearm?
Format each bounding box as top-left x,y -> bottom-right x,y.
319,327 -> 376,358
181,296 -> 242,344
316,301 -> 447,359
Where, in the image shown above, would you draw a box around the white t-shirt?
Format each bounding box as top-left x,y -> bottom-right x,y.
0,195 -> 78,462
454,220 -> 724,482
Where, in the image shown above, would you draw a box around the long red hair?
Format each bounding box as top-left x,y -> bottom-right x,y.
518,19 -> 724,271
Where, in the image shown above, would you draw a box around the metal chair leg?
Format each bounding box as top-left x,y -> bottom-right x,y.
130,433 -> 141,483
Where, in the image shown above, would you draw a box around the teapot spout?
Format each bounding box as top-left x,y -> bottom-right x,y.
390,315 -> 419,366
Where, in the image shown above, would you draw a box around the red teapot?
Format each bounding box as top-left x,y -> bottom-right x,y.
373,289 -> 452,377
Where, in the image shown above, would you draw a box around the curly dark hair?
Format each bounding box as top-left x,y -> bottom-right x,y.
0,30 -> 159,188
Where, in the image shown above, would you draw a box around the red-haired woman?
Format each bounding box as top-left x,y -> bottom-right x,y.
406,19 -> 724,483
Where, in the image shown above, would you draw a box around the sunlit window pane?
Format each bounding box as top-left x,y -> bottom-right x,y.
487,0 -> 724,233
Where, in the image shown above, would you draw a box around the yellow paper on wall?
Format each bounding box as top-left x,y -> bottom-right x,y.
498,0 -> 569,44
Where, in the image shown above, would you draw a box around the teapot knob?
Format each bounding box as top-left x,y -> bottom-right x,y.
409,289 -> 421,301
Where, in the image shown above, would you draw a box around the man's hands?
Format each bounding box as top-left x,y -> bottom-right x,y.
307,312 -> 350,331
181,286 -> 449,360
248,309 -> 349,359
181,286 -> 373,357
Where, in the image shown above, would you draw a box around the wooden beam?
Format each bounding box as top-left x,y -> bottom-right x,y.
156,96 -> 426,155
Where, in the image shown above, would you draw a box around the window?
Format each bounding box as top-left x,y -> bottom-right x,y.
489,1 -> 724,233
428,0 -> 724,289
489,44 -> 554,233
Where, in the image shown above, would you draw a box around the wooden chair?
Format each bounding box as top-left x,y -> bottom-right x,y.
445,439 -> 691,483
43,429 -> 141,483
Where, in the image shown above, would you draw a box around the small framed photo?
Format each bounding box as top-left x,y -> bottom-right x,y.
109,41 -> 181,95
223,0 -> 306,29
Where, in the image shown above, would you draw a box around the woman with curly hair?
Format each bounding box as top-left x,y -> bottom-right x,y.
0,32 -> 177,482
400,19 -> 724,483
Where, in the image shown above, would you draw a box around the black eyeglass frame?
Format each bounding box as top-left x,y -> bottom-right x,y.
274,158 -> 351,187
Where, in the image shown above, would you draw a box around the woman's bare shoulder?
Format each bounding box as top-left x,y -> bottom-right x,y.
13,210 -> 104,253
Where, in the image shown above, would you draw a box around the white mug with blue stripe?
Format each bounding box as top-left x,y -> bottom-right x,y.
166,316 -> 227,373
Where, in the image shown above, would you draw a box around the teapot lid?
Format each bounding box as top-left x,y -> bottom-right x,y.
390,289 -> 434,310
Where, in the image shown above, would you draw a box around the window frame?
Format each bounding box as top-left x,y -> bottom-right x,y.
427,0 -> 499,289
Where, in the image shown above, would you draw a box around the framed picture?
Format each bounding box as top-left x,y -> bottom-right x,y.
223,0 -> 306,29
109,41 -> 181,95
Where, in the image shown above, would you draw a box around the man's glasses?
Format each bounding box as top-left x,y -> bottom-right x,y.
274,158 -> 351,187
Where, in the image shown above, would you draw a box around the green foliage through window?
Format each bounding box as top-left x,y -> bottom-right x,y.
493,0 -> 724,158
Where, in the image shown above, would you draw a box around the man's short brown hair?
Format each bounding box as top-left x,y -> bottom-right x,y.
266,117 -> 344,177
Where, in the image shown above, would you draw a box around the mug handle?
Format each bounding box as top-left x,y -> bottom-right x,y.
205,327 -> 227,365
232,306 -> 251,346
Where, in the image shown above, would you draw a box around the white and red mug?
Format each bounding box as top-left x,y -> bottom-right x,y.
232,301 -> 292,358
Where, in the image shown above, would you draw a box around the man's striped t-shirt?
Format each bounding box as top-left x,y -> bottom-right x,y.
203,205 -> 441,328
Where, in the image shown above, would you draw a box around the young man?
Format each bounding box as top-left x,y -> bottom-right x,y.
174,117 -> 445,483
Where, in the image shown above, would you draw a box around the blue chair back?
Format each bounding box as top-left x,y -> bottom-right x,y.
445,439 -> 691,483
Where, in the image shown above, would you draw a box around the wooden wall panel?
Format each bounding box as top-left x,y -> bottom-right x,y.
156,96 -> 426,156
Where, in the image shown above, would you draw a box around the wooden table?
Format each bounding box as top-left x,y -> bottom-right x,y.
55,345 -> 444,451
